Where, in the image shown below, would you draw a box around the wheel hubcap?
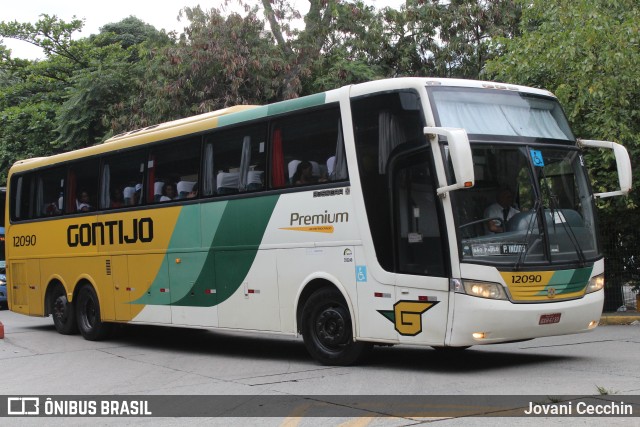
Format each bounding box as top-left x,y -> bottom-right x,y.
315,307 -> 347,348
53,295 -> 68,321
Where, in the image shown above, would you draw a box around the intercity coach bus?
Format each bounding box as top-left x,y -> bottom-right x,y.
6,78 -> 632,365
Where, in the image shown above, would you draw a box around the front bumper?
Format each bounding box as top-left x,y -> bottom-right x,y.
447,290 -> 604,346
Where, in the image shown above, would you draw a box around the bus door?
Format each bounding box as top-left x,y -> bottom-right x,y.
169,250 -> 218,327
111,255 -> 131,321
390,150 -> 450,345
9,259 -> 42,316
112,254 -> 171,323
217,249 -> 280,331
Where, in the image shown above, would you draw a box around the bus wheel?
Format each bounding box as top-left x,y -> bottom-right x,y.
50,284 -> 78,335
76,285 -> 111,341
301,288 -> 371,366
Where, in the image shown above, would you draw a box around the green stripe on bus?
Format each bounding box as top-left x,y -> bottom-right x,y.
267,93 -> 326,116
216,93 -> 326,128
131,196 -> 278,307
217,107 -> 268,128
538,266 -> 593,296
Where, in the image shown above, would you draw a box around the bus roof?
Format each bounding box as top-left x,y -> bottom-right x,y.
349,77 -> 556,98
8,77 -> 556,175
105,105 -> 260,144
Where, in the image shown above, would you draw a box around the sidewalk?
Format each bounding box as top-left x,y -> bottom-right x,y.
599,311 -> 640,325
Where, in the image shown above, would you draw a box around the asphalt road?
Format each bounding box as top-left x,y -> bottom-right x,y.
1,308 -> 639,426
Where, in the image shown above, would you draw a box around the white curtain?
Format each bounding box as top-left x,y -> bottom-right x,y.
238,136 -> 251,191
332,121 -> 347,180
378,111 -> 407,174
100,165 -> 111,209
15,177 -> 23,218
203,143 -> 215,195
436,101 -> 567,139
35,177 -> 44,216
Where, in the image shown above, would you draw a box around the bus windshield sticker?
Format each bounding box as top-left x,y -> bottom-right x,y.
530,149 -> 545,167
471,243 -> 527,256
471,244 -> 501,256
500,244 -> 527,255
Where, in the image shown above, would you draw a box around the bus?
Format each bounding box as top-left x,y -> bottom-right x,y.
6,78 -> 632,365
0,187 -> 5,309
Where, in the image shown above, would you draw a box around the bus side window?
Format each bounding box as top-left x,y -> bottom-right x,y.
102,150 -> 147,209
270,105 -> 345,189
69,158 -> 99,213
36,168 -> 66,217
203,123 -> 267,196
150,137 -> 201,203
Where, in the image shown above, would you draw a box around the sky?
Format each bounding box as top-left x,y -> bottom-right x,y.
3,0 -> 406,60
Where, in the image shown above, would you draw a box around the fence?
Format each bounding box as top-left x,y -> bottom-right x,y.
600,214 -> 640,312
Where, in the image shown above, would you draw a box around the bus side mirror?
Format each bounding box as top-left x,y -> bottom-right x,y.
579,139 -> 632,198
424,127 -> 475,195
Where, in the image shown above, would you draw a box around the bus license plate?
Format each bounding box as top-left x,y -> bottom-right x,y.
539,313 -> 561,325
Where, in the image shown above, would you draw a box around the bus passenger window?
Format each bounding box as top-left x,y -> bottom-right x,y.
203,124 -> 267,196
148,137 -> 200,204
270,106 -> 346,189
103,152 -> 146,209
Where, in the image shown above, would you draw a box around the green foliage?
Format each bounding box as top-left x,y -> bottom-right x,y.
0,15 -> 87,66
306,1 -> 388,92
398,0 -> 522,78
108,5 -> 287,131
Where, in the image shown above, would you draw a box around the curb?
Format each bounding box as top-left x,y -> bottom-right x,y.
599,314 -> 640,326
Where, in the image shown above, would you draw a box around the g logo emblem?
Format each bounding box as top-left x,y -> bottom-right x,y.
547,287 -> 557,298
378,300 -> 439,336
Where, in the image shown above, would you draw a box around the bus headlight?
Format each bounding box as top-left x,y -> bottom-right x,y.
586,273 -> 604,294
461,280 -> 508,300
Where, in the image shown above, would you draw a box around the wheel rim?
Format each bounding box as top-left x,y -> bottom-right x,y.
313,306 -> 349,351
53,294 -> 69,323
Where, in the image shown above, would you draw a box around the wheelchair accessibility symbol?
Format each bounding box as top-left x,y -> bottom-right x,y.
530,149 -> 545,167
356,265 -> 367,283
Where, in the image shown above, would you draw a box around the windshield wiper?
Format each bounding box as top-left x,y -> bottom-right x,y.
515,198 -> 541,270
539,165 -> 586,267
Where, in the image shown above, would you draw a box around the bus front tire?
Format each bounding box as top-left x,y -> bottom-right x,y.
50,284 -> 78,335
301,288 -> 371,366
76,285 -> 112,341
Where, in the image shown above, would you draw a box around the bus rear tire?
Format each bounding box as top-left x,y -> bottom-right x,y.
50,284 -> 78,335
301,288 -> 371,366
76,285 -> 112,341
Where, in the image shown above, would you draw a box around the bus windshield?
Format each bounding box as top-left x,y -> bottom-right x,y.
450,144 -> 600,267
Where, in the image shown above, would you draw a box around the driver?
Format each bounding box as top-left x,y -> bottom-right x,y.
484,188 -> 519,233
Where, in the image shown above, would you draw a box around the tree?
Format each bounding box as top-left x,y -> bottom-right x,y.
397,0 -> 522,78
54,17 -> 172,148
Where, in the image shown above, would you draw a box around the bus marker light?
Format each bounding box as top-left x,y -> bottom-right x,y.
205,289 -> 216,294
175,258 -> 181,264
248,289 -> 260,294
588,321 -> 598,329
160,288 -> 169,293
472,332 -> 485,339
374,292 -> 391,298
126,287 -> 135,292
